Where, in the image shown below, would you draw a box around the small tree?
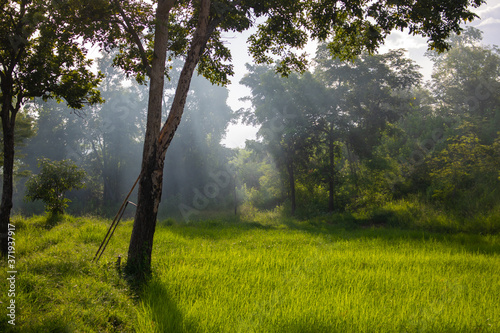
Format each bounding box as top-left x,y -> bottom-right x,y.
25,158 -> 86,215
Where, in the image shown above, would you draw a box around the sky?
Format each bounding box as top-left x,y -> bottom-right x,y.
220,0 -> 500,148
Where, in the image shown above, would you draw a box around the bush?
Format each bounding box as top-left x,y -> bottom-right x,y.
25,158 -> 86,214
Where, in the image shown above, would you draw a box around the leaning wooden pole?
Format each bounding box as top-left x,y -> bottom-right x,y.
93,102 -> 178,264
93,175 -> 140,263
93,108 -> 178,264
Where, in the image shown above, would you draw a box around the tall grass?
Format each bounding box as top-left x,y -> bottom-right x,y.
138,218 -> 500,332
364,197 -> 500,233
1,214 -> 499,332
0,215 -> 136,332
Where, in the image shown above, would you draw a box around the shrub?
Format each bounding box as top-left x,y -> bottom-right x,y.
25,158 -> 86,214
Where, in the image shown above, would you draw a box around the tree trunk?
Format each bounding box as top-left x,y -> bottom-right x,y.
233,175 -> 238,215
328,130 -> 335,212
346,141 -> 359,194
287,160 -> 296,216
126,0 -> 173,276
127,0 -> 213,277
0,90 -> 17,256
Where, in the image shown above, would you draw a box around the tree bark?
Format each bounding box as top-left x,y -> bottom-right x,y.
126,0 -> 174,275
328,129 -> 335,212
0,81 -> 17,256
127,0 -> 214,277
286,159 -> 296,216
233,175 -> 238,215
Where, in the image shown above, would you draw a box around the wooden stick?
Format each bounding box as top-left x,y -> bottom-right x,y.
92,175 -> 140,262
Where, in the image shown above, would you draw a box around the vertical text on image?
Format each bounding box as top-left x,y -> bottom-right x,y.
6,223 -> 16,326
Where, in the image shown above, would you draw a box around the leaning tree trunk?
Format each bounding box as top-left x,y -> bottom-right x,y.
126,0 -> 213,277
0,91 -> 17,256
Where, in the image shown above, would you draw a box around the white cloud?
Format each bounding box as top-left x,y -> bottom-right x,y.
475,1 -> 500,16
476,17 -> 500,27
380,30 -> 427,52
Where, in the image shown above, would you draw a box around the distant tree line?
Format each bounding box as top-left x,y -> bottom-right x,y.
3,27 -> 498,225
233,27 -> 500,219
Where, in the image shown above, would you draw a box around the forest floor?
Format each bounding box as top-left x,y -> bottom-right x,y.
0,213 -> 499,332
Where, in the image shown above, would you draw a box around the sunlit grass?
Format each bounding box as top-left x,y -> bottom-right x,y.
1,214 -> 499,332
356,197 -> 500,234
138,219 -> 500,332
0,215 -> 136,332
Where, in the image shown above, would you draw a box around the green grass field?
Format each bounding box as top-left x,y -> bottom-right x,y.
1,214 -> 499,332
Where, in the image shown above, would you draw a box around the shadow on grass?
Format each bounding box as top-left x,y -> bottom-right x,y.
159,213 -> 500,256
45,212 -> 64,229
158,215 -> 275,241
282,216 -> 500,256
0,316 -> 73,333
137,278 -> 200,333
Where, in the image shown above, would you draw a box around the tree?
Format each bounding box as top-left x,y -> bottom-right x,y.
0,109 -> 35,173
25,158 -> 86,215
313,47 -> 424,207
315,47 -> 423,158
241,66 -> 321,215
427,27 -> 500,141
19,76 -> 146,216
107,0 -> 485,277
0,0 -> 105,255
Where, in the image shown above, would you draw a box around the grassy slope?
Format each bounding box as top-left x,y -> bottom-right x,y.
1,214 -> 499,332
0,215 -> 136,332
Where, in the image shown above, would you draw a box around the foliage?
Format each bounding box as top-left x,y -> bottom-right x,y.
108,0 -> 487,275
241,48 -> 424,214
25,158 -> 86,214
0,0 -> 108,254
0,0 -> 105,108
15,56 -> 236,219
245,0 -> 484,74
235,26 -> 500,223
427,27 -> 500,121
241,66 -> 322,214
426,133 -> 500,213
3,0 -> 494,273
100,0 -> 484,83
314,47 -> 423,159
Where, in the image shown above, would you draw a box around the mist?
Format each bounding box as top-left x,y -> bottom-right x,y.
11,54 -> 236,220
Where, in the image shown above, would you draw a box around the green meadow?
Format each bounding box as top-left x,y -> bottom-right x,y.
1,213 -> 499,332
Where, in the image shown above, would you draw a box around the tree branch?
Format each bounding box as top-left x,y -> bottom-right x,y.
157,0 -> 214,150
112,0 -> 152,77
